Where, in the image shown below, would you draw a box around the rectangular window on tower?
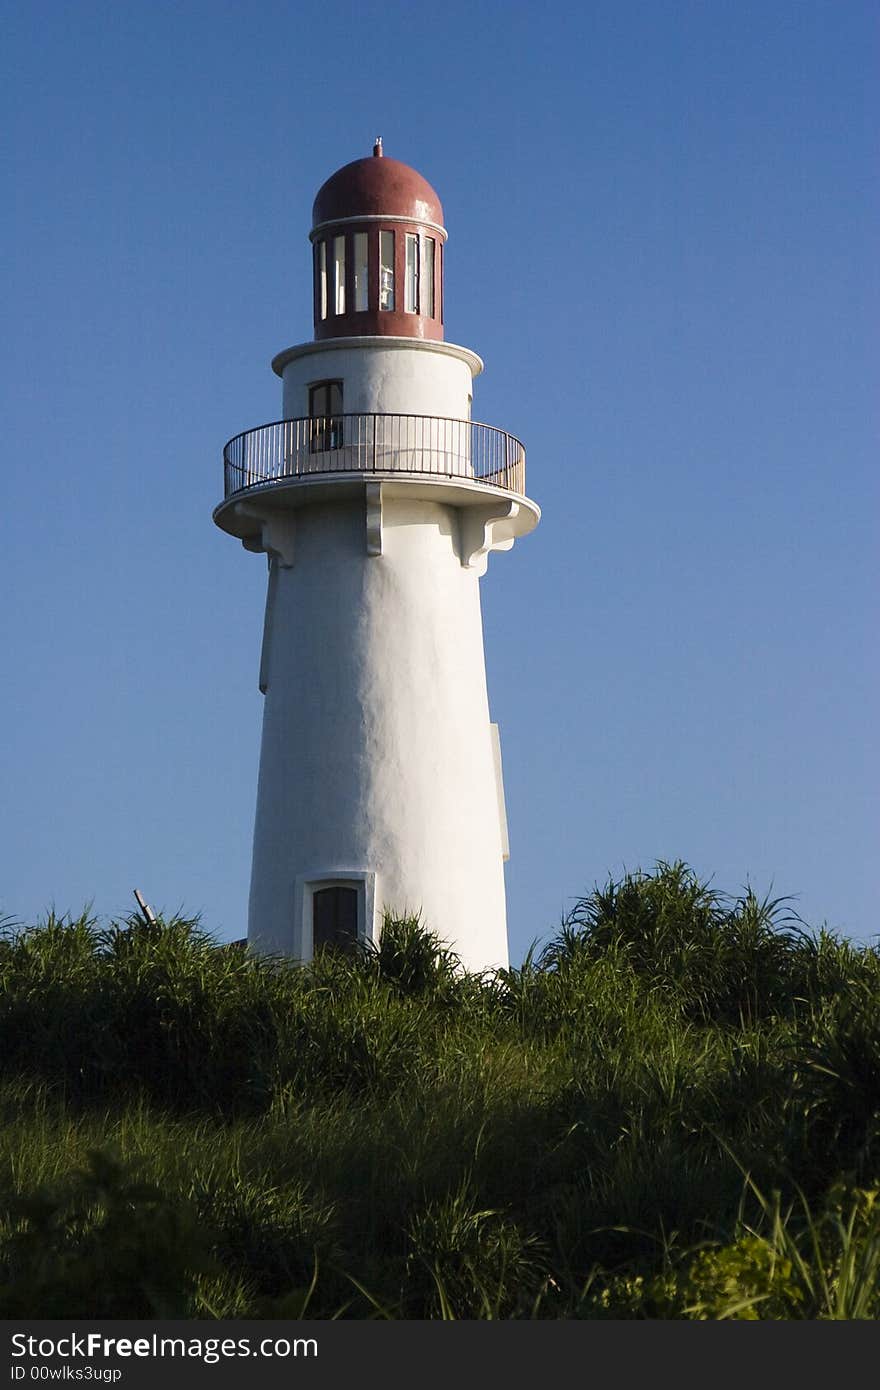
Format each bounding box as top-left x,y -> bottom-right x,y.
318,241 -> 328,320
379,231 -> 395,310
297,870 -> 376,961
312,885 -> 359,957
421,237 -> 435,318
404,234 -> 419,313
353,231 -> 369,312
309,380 -> 343,452
332,235 -> 346,315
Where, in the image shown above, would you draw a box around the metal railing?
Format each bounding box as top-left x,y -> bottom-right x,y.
222,414 -> 526,499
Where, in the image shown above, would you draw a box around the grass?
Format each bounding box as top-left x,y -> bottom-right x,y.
0,862 -> 878,1318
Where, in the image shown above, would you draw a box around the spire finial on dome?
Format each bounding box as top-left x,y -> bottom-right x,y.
373,136 -> 383,157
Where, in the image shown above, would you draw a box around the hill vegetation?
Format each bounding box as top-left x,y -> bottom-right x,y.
1,861 -> 879,1318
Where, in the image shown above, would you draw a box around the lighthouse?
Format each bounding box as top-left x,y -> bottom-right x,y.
214,142 -> 540,972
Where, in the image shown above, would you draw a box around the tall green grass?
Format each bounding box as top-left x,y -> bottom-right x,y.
1,865 -> 878,1317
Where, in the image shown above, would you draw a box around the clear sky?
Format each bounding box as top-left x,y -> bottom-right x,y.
3,0 -> 877,960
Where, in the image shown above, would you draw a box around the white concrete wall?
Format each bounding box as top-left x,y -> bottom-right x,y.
248,488 -> 509,973
279,339 -> 480,422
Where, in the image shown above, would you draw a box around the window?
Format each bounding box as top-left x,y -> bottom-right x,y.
405,234 -> 419,313
354,231 -> 369,312
318,229 -> 439,320
379,230 -> 395,310
309,380 -> 343,451
312,886 -> 359,956
318,241 -> 328,320
295,870 -> 377,962
421,237 -> 435,318
332,235 -> 346,315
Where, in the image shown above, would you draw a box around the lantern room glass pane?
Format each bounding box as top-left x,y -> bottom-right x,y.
318,241 -> 328,320
333,235 -> 346,315
354,231 -> 368,312
405,234 -> 419,313
422,237 -> 435,318
379,231 -> 395,310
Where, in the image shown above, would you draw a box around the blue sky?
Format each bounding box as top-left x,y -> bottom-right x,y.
3,0 -> 877,959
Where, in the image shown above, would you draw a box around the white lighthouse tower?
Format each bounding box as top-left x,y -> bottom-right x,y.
214,142 -> 539,972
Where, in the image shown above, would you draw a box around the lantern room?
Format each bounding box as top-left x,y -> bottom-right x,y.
310,138 -> 446,342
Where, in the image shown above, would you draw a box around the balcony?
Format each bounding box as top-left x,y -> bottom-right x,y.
222,414 -> 526,500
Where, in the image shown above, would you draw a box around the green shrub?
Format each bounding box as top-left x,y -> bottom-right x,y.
404,1181 -> 546,1318
683,1182 -> 880,1319
0,1150 -> 215,1318
365,912 -> 461,997
554,863 -> 809,1025
791,981 -> 880,1182
192,1176 -> 340,1298
1,870 -> 877,1318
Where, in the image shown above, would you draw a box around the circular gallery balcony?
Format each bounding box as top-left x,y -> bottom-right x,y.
220,413 -> 527,502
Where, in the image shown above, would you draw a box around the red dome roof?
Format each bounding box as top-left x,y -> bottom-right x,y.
312,146 -> 444,232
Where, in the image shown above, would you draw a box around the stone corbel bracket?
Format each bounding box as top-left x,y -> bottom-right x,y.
237,503 -> 296,568
459,499 -> 520,574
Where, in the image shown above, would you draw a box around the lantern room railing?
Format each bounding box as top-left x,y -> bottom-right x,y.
222,414 -> 526,499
